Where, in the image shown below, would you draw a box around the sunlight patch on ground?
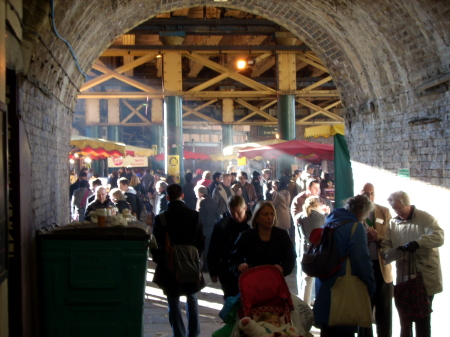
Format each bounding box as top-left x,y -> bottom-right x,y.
145,284 -> 224,311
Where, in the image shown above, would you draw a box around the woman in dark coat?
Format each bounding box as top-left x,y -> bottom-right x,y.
229,201 -> 296,278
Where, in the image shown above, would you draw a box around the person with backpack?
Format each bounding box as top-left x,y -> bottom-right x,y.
150,184 -> 205,337
313,195 -> 376,337
207,195 -> 252,299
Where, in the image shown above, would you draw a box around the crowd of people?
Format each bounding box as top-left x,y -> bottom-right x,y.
68,163 -> 443,337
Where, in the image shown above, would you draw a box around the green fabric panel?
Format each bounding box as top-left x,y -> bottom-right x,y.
334,134 -> 354,208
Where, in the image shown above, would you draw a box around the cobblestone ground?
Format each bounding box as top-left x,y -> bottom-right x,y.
144,260 -> 321,337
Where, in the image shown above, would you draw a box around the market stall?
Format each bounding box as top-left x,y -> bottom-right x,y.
70,136 -> 127,159
237,139 -> 334,160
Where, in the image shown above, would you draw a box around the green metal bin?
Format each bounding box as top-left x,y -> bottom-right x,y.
38,225 -> 150,337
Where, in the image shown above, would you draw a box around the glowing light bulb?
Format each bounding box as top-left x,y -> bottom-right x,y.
237,60 -> 246,69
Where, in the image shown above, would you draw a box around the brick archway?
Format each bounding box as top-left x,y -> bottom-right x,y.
19,0 -> 449,224
5,1 -> 449,335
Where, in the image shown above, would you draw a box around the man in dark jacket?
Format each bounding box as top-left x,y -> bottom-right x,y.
195,185 -> 221,272
151,184 -> 205,337
207,195 -> 251,299
182,172 -> 197,210
207,171 -> 222,196
69,170 -> 87,199
84,186 -> 113,220
118,177 -> 139,218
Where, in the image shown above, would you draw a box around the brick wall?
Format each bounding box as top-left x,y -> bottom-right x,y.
17,0 -> 450,230
18,77 -> 72,228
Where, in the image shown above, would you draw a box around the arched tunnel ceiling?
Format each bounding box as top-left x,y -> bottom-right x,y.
78,5 -> 343,127
22,1 -> 449,119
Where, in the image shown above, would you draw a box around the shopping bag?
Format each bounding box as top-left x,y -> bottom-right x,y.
394,252 -> 431,321
329,257 -> 372,328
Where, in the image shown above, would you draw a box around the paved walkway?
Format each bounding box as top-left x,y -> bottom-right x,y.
143,260 -> 320,337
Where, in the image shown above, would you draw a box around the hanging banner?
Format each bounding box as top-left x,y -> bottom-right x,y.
107,155 -> 148,168
168,155 -> 181,184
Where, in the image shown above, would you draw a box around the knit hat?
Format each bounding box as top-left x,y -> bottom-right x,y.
195,169 -> 203,175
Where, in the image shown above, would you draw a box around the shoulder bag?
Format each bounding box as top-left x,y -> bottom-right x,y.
394,251 -> 432,321
328,222 -> 372,328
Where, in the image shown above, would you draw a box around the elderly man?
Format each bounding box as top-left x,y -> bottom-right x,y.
358,183 -> 393,337
207,195 -> 252,299
381,191 -> 444,337
212,173 -> 235,216
84,186 -> 113,221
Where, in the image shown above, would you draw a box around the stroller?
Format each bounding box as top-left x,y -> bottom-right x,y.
214,265 -> 313,337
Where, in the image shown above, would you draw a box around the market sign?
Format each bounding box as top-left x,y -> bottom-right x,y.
257,125 -> 278,136
167,155 -> 181,184
107,155 -> 148,168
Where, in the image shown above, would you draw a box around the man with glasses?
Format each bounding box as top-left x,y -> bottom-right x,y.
212,173 -> 235,215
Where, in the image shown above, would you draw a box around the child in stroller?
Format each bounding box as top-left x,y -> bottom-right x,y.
239,311 -> 300,337
216,265 -> 313,337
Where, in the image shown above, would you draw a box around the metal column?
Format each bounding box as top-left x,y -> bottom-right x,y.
164,96 -> 184,185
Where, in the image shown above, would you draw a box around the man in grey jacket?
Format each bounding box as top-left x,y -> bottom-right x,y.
212,173 -> 235,215
381,191 -> 444,337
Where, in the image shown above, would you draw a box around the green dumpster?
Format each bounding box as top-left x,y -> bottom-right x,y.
38,225 -> 150,337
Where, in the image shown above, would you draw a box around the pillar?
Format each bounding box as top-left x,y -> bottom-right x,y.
278,94 -> 296,140
151,125 -> 163,154
162,50 -> 183,185
107,126 -> 119,142
107,98 -> 121,142
164,96 -> 184,184
150,124 -> 162,170
222,124 -> 233,148
85,126 -> 101,174
276,51 -> 297,173
85,100 -> 101,173
85,125 -> 99,138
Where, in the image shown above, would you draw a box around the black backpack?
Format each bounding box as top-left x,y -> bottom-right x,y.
301,219 -> 355,278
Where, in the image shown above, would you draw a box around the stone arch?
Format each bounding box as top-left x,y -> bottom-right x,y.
17,0 -> 450,227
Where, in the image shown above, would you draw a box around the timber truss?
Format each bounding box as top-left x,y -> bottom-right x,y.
78,7 -> 343,128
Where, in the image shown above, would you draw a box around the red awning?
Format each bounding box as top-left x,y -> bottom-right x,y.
153,150 -> 211,161
237,139 -> 334,160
